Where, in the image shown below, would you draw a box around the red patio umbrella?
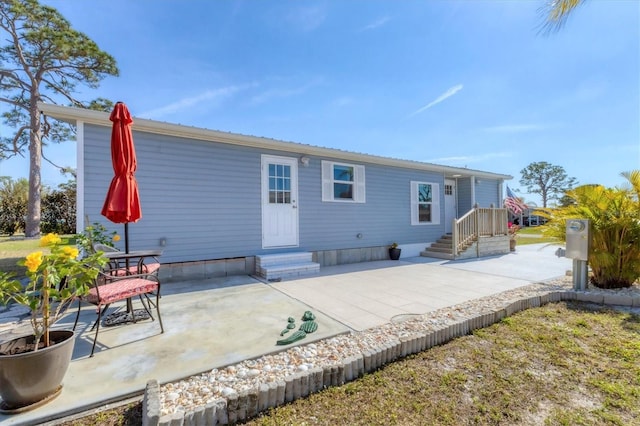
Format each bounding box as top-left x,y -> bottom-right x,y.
101,102 -> 141,253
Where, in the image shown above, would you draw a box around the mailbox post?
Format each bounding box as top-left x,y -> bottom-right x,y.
566,219 -> 591,290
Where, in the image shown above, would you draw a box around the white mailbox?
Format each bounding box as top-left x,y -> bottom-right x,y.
566,219 -> 590,261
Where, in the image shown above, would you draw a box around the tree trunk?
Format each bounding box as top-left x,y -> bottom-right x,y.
25,99 -> 42,238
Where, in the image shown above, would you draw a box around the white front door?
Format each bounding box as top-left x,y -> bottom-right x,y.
444,179 -> 456,233
262,155 -> 299,248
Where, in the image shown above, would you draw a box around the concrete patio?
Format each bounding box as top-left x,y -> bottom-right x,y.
0,243 -> 571,425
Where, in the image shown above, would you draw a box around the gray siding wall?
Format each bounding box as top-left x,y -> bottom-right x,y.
83,124 -> 447,263
475,179 -> 501,208
299,160 -> 445,252
84,124 -> 263,263
454,177 -> 501,214
457,178 -> 473,214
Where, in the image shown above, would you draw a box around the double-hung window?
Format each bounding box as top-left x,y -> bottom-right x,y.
411,181 -> 440,225
321,161 -> 365,203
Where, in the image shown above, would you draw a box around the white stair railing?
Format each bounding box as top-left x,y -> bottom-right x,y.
452,208 -> 508,257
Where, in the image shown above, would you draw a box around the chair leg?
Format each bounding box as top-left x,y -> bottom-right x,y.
155,292 -> 164,333
128,298 -> 138,324
90,305 -> 102,357
73,299 -> 82,331
90,303 -> 110,331
138,294 -> 155,321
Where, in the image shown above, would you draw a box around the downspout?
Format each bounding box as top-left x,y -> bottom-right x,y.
76,121 -> 85,234
471,176 -> 477,207
454,176 -> 459,218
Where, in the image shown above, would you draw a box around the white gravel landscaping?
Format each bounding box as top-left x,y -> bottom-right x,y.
152,277 -> 640,425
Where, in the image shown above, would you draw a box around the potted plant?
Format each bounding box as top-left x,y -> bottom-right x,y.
508,223 -> 520,251
389,242 -> 401,260
0,233 -> 107,412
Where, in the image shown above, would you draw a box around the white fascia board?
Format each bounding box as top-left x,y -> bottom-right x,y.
38,102 -> 512,181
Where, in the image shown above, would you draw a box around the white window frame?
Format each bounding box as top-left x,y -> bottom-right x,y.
321,160 -> 365,203
411,181 -> 440,225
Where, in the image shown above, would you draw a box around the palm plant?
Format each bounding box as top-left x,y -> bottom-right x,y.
540,0 -> 587,33
539,171 -> 640,288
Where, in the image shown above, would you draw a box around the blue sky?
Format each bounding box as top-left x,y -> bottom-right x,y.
1,0 -> 638,206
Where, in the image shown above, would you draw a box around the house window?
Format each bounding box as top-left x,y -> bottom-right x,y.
322,161 -> 365,203
411,181 -> 440,225
268,164 -> 291,204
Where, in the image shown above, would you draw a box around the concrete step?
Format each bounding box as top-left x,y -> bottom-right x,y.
256,252 -> 313,268
255,252 -> 320,281
257,261 -> 320,281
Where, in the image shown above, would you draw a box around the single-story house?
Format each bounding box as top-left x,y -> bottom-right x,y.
39,103 -> 512,281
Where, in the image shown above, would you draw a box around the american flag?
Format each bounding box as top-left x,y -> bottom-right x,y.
504,186 -> 527,215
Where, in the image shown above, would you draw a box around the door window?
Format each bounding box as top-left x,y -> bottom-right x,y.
268,164 -> 291,204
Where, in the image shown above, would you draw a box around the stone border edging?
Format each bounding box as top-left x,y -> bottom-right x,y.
142,289 -> 640,426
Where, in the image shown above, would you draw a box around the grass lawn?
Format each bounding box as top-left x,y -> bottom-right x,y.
0,234 -> 76,278
59,302 -> 640,426
516,226 -> 560,246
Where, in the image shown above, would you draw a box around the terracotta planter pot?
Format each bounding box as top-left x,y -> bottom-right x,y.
0,330 -> 75,411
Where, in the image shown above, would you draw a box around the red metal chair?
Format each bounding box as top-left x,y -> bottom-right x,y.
73,268 -> 164,357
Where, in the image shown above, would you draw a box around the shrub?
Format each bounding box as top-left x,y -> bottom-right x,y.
540,171 -> 640,288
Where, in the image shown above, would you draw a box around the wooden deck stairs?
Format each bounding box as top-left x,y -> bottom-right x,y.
421,207 -> 509,260
420,234 -> 472,260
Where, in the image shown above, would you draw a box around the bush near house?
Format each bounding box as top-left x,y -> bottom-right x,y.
539,171 -> 640,289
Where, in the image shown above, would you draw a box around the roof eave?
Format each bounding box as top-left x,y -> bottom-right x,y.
38,102 -> 512,180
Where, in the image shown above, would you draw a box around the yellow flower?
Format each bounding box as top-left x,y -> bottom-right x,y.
40,233 -> 61,247
25,251 -> 43,272
61,246 -> 79,260
113,234 -> 121,242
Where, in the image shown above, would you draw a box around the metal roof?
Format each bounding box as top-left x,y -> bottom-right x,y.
38,102 -> 512,180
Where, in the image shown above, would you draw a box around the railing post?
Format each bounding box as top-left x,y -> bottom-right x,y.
452,218 -> 458,258
475,209 -> 480,257
491,209 -> 496,236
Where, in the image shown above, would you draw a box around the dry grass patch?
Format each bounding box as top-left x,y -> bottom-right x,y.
60,302 -> 640,425
245,302 -> 640,426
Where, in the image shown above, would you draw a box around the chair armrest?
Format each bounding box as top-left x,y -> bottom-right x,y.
102,257 -> 161,277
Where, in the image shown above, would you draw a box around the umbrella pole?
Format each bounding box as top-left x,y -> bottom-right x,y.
124,222 -> 130,254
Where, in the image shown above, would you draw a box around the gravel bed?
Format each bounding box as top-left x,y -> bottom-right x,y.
160,277 -> 640,416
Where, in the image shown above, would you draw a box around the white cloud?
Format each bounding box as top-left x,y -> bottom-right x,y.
427,151 -> 511,165
250,79 -> 322,105
359,16 -> 391,32
331,96 -> 356,107
250,87 -> 306,105
139,84 -> 254,118
286,6 -> 327,32
407,84 -> 463,118
482,124 -> 546,133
